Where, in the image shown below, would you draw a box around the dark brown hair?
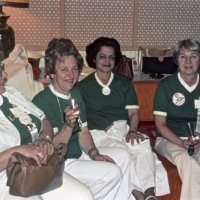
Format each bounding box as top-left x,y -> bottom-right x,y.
86,37 -> 122,68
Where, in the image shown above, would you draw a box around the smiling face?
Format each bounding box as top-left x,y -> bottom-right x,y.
52,55 -> 79,94
177,49 -> 200,76
94,46 -> 115,74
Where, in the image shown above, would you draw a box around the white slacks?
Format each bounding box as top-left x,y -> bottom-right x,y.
90,121 -> 169,199
0,170 -> 93,200
155,137 -> 200,200
64,150 -> 125,200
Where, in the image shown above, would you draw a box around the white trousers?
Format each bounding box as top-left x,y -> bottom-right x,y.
0,171 -> 93,200
64,150 -> 127,200
90,121 -> 169,198
155,137 -> 200,200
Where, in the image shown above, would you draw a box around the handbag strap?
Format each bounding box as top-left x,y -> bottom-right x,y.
50,143 -> 67,163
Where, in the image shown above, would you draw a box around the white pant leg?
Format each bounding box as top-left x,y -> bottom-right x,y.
91,130 -> 138,194
98,147 -> 133,200
109,140 -> 157,193
64,153 -> 122,200
155,137 -> 200,200
91,130 -> 169,197
41,172 -> 94,200
0,169 -> 93,200
131,149 -> 156,192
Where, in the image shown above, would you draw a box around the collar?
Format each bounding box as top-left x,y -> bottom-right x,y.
95,72 -> 114,88
49,84 -> 71,100
178,72 -> 199,92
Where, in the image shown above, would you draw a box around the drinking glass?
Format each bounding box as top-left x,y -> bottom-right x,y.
187,122 -> 199,156
187,122 -> 199,141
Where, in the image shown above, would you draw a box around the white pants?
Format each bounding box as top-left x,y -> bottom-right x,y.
90,121 -> 169,198
64,150 -> 125,200
155,137 -> 200,200
0,171 -> 93,200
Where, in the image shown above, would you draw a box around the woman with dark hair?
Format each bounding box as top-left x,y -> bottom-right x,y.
154,38 -> 200,200
78,37 -> 169,200
86,37 -> 122,68
32,38 -> 133,200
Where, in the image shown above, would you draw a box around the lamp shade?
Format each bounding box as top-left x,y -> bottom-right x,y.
0,0 -> 29,7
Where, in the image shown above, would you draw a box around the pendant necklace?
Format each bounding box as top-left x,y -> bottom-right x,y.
95,72 -> 113,96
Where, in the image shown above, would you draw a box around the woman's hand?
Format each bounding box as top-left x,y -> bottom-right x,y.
93,154 -> 116,164
194,140 -> 200,153
35,139 -> 54,164
64,104 -> 79,128
189,137 -> 200,153
87,146 -> 115,163
181,138 -> 200,154
17,144 -> 48,166
126,130 -> 145,145
181,139 -> 191,149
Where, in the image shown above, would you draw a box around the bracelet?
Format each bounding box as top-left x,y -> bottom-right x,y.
39,135 -> 53,144
130,126 -> 137,131
88,146 -> 100,160
65,121 -> 75,129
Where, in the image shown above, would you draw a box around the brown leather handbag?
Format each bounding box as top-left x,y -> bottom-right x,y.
6,143 -> 67,197
113,55 -> 134,80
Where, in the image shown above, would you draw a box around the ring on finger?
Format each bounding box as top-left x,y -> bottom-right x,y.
38,152 -> 43,157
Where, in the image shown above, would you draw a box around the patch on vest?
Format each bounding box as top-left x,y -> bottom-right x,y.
172,92 -> 185,106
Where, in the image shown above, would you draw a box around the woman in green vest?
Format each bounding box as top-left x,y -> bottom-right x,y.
154,38 -> 200,200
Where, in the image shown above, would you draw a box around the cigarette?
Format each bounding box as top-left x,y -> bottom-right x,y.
71,99 -> 80,115
71,99 -> 75,109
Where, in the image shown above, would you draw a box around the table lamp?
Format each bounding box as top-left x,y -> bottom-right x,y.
0,0 -> 29,58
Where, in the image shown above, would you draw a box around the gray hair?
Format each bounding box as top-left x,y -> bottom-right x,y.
174,39 -> 200,63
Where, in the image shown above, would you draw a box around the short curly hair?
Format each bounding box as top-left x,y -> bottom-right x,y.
45,38 -> 83,76
86,37 -> 122,68
174,38 -> 200,64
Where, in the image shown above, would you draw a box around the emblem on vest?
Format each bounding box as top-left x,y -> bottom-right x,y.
172,93 -> 185,106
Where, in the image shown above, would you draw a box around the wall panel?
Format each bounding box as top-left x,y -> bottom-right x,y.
64,0 -> 135,50
137,0 -> 200,48
3,0 -> 200,51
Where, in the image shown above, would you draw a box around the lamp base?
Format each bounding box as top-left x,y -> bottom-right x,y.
149,73 -> 164,79
0,15 -> 15,59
